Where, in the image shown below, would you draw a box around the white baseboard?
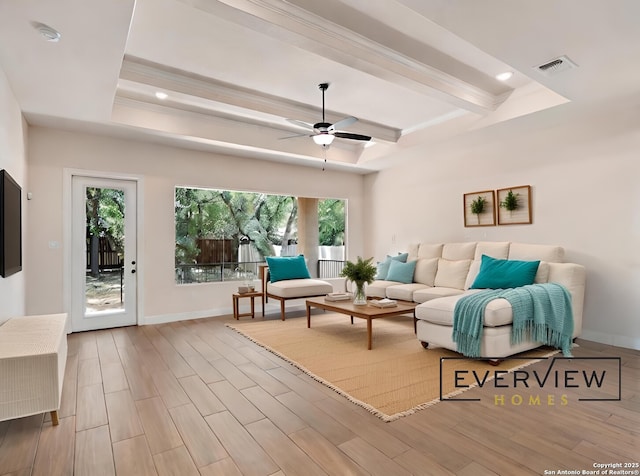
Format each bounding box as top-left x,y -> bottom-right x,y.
581,328 -> 640,351
141,302 -> 308,326
142,308 -> 230,326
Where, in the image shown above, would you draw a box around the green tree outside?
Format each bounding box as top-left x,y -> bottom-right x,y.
174,188 -> 346,282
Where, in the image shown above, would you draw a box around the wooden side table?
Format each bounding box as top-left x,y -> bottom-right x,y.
232,291 -> 263,320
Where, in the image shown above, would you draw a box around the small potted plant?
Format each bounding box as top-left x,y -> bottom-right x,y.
470,195 -> 487,224
340,256 -> 377,305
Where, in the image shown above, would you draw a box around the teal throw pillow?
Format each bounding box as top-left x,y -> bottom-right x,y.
470,254 -> 540,289
386,259 -> 417,284
376,253 -> 409,280
266,255 -> 311,283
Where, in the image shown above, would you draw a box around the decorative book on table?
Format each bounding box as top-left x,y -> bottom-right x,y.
369,298 -> 397,308
325,292 -> 351,302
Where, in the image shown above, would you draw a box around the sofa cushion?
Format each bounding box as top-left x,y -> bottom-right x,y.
386,260 -> 417,284
386,283 -> 428,301
417,243 -> 444,259
470,255 -> 540,289
413,258 -> 438,286
266,255 -> 311,282
508,243 -> 564,262
267,279 -> 332,298
442,242 -> 476,260
415,291 -> 513,327
434,259 -> 471,289
413,286 -> 464,304
474,241 -> 510,260
366,280 -> 398,298
376,253 -> 408,279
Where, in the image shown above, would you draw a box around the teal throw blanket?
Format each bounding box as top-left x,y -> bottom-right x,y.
452,283 -> 574,358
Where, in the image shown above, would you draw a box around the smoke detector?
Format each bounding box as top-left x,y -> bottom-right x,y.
534,55 -> 578,76
31,22 -> 61,42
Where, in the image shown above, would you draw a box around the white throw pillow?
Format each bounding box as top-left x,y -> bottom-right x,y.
534,261 -> 550,283
407,243 -> 420,262
413,258 -> 439,286
434,259 -> 471,289
464,260 -> 481,290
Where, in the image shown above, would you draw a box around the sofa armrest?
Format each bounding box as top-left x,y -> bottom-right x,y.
547,263 -> 586,337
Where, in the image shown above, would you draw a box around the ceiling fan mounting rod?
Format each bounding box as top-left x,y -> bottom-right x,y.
319,83 -> 329,123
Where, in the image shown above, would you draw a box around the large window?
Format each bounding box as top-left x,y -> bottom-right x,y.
174,187 -> 345,284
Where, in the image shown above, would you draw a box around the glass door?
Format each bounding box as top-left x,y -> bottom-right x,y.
71,176 -> 137,331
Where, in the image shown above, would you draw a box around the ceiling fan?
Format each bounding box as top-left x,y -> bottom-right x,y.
285,83 -> 372,147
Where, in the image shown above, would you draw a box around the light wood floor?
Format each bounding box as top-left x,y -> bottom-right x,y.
0,313 -> 638,476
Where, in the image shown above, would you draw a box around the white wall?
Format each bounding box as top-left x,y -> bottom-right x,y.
364,101 -> 640,350
26,127 -> 365,324
0,67 -> 27,321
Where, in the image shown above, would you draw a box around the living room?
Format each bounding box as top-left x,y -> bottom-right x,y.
1,1 -> 639,474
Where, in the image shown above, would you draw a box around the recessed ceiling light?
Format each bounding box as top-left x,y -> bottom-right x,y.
155,92 -> 168,100
31,22 -> 61,42
495,71 -> 513,81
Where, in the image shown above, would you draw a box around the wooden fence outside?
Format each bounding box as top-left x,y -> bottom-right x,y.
196,238 -> 237,264
86,236 -> 122,270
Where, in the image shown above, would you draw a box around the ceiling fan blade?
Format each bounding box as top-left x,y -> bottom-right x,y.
329,116 -> 357,131
333,132 -> 372,141
278,133 -> 309,140
286,118 -> 315,130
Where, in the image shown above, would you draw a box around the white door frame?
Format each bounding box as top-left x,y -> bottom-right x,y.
63,169 -> 144,333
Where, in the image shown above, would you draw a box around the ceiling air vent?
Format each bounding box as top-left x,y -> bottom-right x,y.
535,55 -> 578,76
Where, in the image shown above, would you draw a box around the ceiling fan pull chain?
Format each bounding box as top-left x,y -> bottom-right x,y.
322,145 -> 327,171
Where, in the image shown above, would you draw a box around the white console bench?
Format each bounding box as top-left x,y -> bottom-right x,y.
0,313 -> 68,425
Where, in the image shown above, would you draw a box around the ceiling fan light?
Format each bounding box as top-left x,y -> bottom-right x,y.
313,133 -> 334,146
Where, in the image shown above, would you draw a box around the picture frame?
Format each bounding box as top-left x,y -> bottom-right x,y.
497,185 -> 532,225
463,190 -> 496,227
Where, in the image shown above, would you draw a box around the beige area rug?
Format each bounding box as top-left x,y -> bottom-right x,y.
227,313 -> 556,421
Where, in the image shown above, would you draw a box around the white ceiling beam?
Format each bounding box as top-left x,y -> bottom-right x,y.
180,0 -> 506,114
118,56 -> 400,142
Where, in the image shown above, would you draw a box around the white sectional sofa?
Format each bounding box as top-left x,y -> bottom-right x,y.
367,242 -> 586,359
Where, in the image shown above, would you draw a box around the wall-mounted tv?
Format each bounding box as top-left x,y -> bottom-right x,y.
0,169 -> 22,278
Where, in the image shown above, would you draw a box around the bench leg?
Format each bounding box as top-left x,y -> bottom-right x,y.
280,299 -> 286,321
51,410 -> 59,426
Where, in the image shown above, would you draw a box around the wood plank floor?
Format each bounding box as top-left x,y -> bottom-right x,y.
0,313 -> 638,475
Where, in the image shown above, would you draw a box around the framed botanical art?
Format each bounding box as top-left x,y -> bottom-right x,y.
497,185 -> 532,225
463,190 -> 496,227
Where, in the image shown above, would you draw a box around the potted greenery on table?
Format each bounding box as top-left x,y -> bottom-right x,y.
340,256 -> 377,305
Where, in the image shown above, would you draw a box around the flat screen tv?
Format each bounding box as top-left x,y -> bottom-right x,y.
0,169 -> 22,278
